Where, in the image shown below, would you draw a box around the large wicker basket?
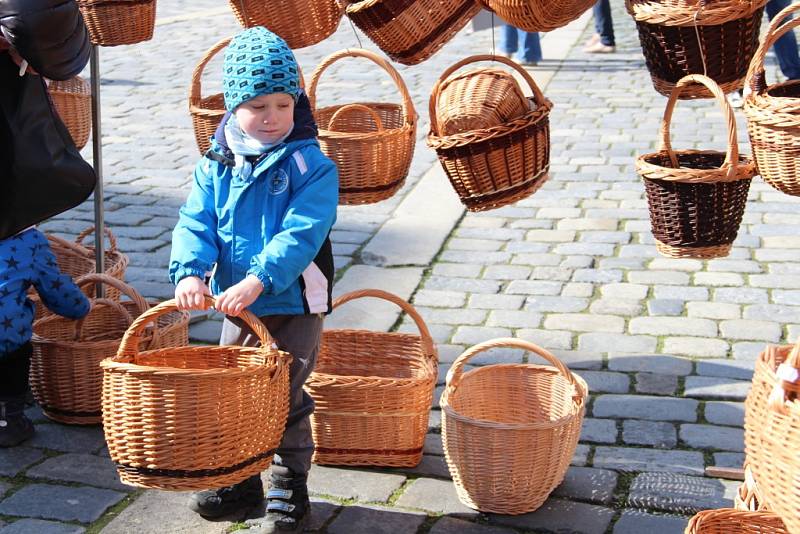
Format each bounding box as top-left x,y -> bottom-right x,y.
626,0 -> 765,98
189,37 -> 231,155
102,297 -> 291,490
49,76 -> 92,150
308,49 -> 416,205
637,75 -> 755,259
441,338 -> 587,515
685,509 -> 787,533
341,0 -> 481,65
306,289 -> 438,467
484,0 -> 596,31
744,3 -> 800,196
77,0 -> 156,46
31,274 -> 189,425
228,0 -> 343,49
428,55 -> 552,212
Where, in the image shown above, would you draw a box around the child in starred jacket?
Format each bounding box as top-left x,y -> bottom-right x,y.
0,227 -> 90,447
169,27 -> 338,532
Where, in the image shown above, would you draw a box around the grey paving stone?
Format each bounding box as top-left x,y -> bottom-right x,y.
647,299 -> 684,316
482,265 -> 532,280
26,454 -> 133,492
516,329 -> 574,350
629,317 -> 717,337
680,424 -> 744,451
600,283 -> 648,300
468,294 -> 525,310
0,484 -> 124,523
0,482 -> 7,499
635,373 -> 678,395
571,269 -> 623,283
418,308 -> 488,326
572,444 -> 591,467
26,424 -> 105,453
512,253 -> 563,267
429,516 -> 515,534
593,447 -> 705,475
704,402 -> 745,427
0,519 -> 85,534
531,266 -> 574,282
413,290 -> 467,308
714,287 -> 769,304
696,360 -> 753,380
652,286 -> 709,302
425,276 -> 501,294
695,272 -> 744,286
452,326 -> 513,345
550,350 -> 603,370
554,243 -> 616,256
719,320 -> 782,342
308,466 -> 406,502
744,304 -> 800,324
392,455 -> 451,479
714,452 -> 745,468
506,280 -> 563,296
0,447 -> 45,477
424,433 -> 444,456
544,314 -> 625,333
628,270 -> 690,285
395,478 -> 478,516
553,467 -> 618,504
593,394 -> 698,422
326,504 -> 426,534
525,296 -> 589,312
487,498 -> 614,534
590,299 -> 645,316
578,334 -> 657,354
486,310 -> 543,329
649,258 -> 703,271
686,302 -> 740,320
622,420 -> 677,448
608,354 -> 693,375
662,337 -> 730,358
581,418 -> 618,444
628,472 -> 735,514
684,376 -> 751,400
526,229 -> 576,242
580,371 -> 630,393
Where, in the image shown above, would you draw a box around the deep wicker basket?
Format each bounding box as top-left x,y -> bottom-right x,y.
77,0 -> 156,46
484,0 -> 597,31
49,76 -> 92,150
441,338 -> 587,515
685,509 -> 787,533
102,297 -> 291,490
308,49 -> 416,205
228,0 -> 343,49
306,289 -> 437,467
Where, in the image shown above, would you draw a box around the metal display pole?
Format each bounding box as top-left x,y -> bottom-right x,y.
90,44 -> 105,298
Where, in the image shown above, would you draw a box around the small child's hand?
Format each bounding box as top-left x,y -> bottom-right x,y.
216,275 -> 263,317
175,276 -> 211,310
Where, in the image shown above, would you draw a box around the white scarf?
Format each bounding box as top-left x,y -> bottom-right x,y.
224,115 -> 293,180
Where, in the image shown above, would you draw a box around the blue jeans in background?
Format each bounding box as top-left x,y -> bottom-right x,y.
766,0 -> 800,80
593,0 -> 615,46
500,24 -> 542,63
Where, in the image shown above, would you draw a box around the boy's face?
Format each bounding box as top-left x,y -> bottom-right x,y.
234,92 -> 295,144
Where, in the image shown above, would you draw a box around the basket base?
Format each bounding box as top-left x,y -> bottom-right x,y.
462,170 -> 549,212
655,239 -> 731,259
313,448 -> 423,468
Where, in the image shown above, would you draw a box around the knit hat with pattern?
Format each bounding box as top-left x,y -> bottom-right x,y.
222,27 -> 301,111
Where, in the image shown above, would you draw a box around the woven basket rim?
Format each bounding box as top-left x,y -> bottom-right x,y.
316,101 -> 414,139
101,346 -> 290,375
625,0 -> 766,25
637,149 -> 756,183
427,103 -> 550,149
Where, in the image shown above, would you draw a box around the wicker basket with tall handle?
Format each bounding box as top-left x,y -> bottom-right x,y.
228,0 -> 343,49
484,0 -> 597,31
49,76 -> 92,150
78,0 -> 157,46
189,37 -> 231,155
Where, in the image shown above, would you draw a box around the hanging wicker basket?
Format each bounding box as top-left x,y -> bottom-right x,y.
341,0 -> 481,65
484,0 -> 596,31
685,509 -> 787,533
189,37 -> 231,155
102,296 -> 291,490
428,55 -> 552,212
441,338 -> 587,515
626,0 -> 765,98
77,0 -> 157,46
228,0 -> 343,49
306,289 -> 438,467
308,49 -> 416,205
744,3 -> 800,196
637,75 -> 755,259
31,274 -> 189,425
49,76 -> 92,150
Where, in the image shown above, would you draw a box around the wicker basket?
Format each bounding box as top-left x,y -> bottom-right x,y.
441,338 -> 587,514
308,49 -> 416,205
428,55 -> 552,212
74,226 -> 129,295
49,76 -> 92,150
637,75 -> 755,259
31,274 -> 189,425
306,289 -> 437,467
484,0 -> 596,31
744,3 -> 800,196
189,37 -> 231,155
626,0 -> 765,98
102,297 -> 291,490
341,0 -> 481,65
685,509 -> 787,533
77,0 -> 156,46
228,0 -> 343,49
735,462 -> 770,512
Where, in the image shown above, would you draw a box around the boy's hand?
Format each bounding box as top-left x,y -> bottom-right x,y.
216,275 -> 263,317
175,276 -> 211,310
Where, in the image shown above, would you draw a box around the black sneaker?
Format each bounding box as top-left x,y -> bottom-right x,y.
252,466 -> 310,533
0,399 -> 34,448
188,474 -> 264,519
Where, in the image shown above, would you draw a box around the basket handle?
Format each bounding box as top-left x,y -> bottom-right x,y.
660,74 -> 739,179
189,37 -> 232,108
76,225 -> 118,253
445,338 -> 586,401
307,48 -> 415,127
328,103 -> 385,132
46,233 -> 93,259
768,339 -> 800,413
429,54 -> 547,136
745,3 -> 800,94
331,289 -> 436,361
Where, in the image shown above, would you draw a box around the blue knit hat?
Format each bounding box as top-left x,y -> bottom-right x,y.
222,27 -> 301,111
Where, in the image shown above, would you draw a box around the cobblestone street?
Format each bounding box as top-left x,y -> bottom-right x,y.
1,0 -> 798,533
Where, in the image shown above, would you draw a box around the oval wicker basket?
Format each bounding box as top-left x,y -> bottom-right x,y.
636,75 -> 755,259
77,0 -> 157,46
744,3 -> 800,196
306,289 -> 438,467
102,296 -> 291,490
31,274 -> 189,425
341,0 -> 481,65
484,0 -> 596,32
49,76 -> 92,150
189,37 -> 231,155
685,508 -> 787,533
428,55 -> 552,212
441,338 -> 587,515
308,49 -> 416,205
228,0 -> 343,49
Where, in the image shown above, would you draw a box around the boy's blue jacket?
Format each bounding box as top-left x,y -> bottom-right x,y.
169,92 -> 339,316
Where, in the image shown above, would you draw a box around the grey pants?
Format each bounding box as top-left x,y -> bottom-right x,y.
220,313 -> 323,479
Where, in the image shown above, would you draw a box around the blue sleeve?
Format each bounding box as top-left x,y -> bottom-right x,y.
247,151 -> 338,295
32,241 -> 90,319
169,158 -> 220,285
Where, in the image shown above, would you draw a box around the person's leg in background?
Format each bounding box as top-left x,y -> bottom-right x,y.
520,31 -> 543,65
499,23 -> 519,59
0,342 -> 35,447
766,0 -> 800,81
585,0 -> 616,53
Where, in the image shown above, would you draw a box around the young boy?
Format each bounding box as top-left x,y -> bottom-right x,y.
169,27 -> 338,532
0,227 -> 90,447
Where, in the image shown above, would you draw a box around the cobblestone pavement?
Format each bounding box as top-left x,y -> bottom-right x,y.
2,0 -> 798,532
